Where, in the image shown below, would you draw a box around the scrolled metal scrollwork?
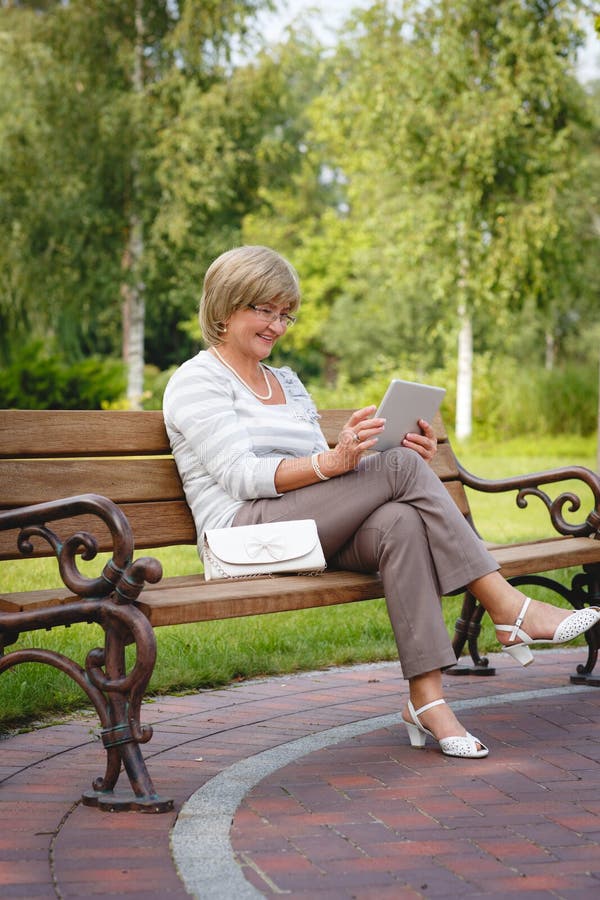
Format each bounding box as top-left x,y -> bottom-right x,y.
455,461 -> 600,539
515,486 -> 590,537
0,493 -> 163,599
18,523 -> 67,557
2,494 -> 129,595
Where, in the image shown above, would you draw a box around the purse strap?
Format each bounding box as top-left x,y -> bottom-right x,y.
203,540 -> 274,580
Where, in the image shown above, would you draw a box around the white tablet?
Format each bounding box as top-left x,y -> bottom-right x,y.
373,379 -> 446,451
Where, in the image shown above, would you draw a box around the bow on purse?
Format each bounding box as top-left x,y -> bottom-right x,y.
203,519 -> 326,580
245,534 -> 286,560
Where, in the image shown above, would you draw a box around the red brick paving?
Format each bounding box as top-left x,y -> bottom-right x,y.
0,649 -> 600,897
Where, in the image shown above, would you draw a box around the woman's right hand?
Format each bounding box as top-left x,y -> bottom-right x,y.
275,406 -> 386,491
325,406 -> 386,476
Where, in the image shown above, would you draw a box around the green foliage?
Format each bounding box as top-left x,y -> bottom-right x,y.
0,1 -> 598,428
148,29 -> 329,369
244,0 -> 599,387
0,3 -> 129,363
0,0 -> 276,373
456,359 -> 599,439
0,342 -> 125,410
542,367 -> 599,436
308,358 -> 599,440
141,363 -> 177,410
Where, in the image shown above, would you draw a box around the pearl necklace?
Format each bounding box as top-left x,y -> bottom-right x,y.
211,347 -> 273,401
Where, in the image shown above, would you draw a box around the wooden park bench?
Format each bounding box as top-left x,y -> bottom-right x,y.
1,408 -> 600,812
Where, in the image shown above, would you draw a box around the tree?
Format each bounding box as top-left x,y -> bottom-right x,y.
241,28 -> 355,379
249,1 -> 599,434
0,3 -> 125,363
0,0 -> 274,403
145,26 -> 328,370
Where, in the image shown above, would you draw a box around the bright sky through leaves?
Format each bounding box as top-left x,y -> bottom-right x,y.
259,0 -> 599,82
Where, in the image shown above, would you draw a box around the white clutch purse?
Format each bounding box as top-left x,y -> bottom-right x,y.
203,519 -> 326,580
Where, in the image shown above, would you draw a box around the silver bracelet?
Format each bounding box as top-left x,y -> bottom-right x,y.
311,453 -> 330,481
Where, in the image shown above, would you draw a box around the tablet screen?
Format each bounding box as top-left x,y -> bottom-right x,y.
373,379 -> 446,451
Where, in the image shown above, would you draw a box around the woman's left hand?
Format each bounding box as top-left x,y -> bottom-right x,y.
402,419 -> 438,461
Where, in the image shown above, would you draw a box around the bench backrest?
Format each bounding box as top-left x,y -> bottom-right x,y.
0,409 -> 471,560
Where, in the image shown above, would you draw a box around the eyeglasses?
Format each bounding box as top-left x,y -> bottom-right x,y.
247,304 -> 297,328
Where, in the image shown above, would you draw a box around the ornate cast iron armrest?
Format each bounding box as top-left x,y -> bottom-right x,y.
454,460 -> 600,539
449,461 -> 600,680
0,493 -> 171,811
0,492 -> 162,600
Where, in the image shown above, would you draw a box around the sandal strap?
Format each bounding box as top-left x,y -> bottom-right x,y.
509,596 -> 531,643
495,623 -> 530,642
413,698 -> 446,717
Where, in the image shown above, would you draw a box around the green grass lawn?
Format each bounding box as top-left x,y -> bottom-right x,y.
1,434 -> 597,731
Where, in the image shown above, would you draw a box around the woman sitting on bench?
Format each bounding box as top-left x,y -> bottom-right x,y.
163,245 -> 600,760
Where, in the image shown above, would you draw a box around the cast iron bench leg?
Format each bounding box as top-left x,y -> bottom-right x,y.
81,602 -> 173,812
449,591 -> 495,676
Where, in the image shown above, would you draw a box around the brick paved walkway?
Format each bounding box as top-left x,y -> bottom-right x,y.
1,649 -> 600,898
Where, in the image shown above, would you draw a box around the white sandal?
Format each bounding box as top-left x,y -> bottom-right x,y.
403,699 -> 489,758
495,596 -> 600,667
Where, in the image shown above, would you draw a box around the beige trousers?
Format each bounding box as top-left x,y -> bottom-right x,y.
232,447 -> 498,679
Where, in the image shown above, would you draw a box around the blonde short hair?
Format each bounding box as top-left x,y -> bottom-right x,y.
199,245 -> 301,346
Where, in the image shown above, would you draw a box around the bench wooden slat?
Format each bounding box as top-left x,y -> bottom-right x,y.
0,570 -> 385,622
0,484 -> 469,560
319,409 -> 354,446
428,443 -> 460,481
0,459 -> 183,507
0,500 -> 197,561
319,410 -> 448,447
444,481 -> 471,517
0,408 -> 448,459
0,444 -> 459,511
133,537 -> 600,625
490,536 -> 600,578
0,409 -> 170,458
0,587 -> 78,613
137,571 -> 387,626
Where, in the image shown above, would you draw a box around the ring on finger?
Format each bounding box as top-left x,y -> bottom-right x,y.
352,432 -> 361,443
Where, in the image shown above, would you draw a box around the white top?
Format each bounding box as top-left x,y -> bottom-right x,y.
162,350 -> 328,554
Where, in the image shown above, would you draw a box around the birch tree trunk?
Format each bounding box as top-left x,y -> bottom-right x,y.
455,302 -> 473,440
455,219 -> 473,441
121,0 -> 145,410
121,212 -> 145,408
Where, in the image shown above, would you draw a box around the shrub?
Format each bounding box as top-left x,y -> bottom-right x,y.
0,342 -> 126,409
307,358 -> 598,441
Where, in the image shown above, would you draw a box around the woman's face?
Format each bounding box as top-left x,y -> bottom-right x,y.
223,300 -> 295,361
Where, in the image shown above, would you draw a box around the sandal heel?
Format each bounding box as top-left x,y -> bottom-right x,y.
503,643 -> 534,666
404,721 -> 427,748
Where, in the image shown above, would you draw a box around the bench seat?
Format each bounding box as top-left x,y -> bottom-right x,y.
2,535 -> 599,626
